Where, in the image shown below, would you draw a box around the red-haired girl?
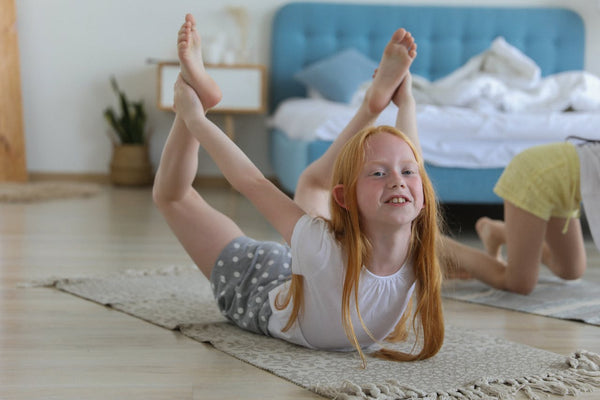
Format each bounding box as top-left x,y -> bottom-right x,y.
153,14 -> 444,367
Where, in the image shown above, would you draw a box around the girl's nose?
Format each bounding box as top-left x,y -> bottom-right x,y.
388,175 -> 406,189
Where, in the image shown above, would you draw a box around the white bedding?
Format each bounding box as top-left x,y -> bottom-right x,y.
269,38 -> 600,168
269,99 -> 600,168
409,37 -> 600,113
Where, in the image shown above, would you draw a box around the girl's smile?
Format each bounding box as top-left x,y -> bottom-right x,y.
385,195 -> 409,204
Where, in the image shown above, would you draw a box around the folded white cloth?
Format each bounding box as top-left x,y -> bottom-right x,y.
407,37 -> 600,113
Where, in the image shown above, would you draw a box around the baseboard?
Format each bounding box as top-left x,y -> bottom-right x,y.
28,172 -> 111,184
192,175 -> 282,190
26,173 -> 283,190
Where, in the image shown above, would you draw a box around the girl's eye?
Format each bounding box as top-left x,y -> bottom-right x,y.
403,169 -> 417,175
371,171 -> 384,177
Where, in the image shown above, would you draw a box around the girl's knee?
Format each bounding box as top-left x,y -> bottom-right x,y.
554,266 -> 585,281
548,252 -> 587,281
505,280 -> 536,295
504,264 -> 538,295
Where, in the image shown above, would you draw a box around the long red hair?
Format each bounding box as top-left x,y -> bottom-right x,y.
275,126 -> 444,367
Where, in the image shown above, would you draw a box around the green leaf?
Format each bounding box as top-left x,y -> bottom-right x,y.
104,76 -> 147,144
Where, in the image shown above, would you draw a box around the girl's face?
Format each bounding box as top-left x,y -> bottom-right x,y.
355,132 -> 424,229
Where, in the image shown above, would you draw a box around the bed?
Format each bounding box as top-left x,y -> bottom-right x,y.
267,2 -> 596,204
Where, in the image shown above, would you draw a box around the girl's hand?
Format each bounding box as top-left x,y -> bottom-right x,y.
173,74 -> 205,119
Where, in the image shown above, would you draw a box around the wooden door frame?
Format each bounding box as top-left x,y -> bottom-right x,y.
0,0 -> 27,181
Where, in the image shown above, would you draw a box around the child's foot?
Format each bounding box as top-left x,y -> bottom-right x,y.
177,14 -> 222,111
475,217 -> 505,261
365,28 -> 416,115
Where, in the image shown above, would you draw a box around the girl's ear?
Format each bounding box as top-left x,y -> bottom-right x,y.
332,184 -> 348,210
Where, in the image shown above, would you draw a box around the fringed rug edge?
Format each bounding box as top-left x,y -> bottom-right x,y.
315,350 -> 600,400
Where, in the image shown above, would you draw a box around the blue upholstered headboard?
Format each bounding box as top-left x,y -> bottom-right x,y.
269,2 -> 584,111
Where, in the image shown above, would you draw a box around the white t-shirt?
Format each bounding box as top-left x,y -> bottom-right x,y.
267,214 -> 416,350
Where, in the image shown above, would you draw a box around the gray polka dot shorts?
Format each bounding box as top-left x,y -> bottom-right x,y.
210,236 -> 292,336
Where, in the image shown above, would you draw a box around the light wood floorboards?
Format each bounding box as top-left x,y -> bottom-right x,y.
1,186 -> 598,399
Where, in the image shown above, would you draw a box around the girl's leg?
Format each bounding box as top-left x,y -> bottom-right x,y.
501,201 -> 548,294
542,217 -> 587,280
368,29 -> 417,114
476,214 -> 587,277
442,201 -> 547,294
153,15 -> 246,279
439,235 -> 507,287
177,14 -> 221,110
153,115 -> 244,279
454,203 -> 587,293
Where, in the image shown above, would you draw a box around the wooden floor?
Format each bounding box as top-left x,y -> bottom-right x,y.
1,185 -> 599,400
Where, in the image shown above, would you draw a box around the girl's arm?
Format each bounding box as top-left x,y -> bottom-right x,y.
294,101 -> 377,218
393,74 -> 422,157
175,77 -> 304,244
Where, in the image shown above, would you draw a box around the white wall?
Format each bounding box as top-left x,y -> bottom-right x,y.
15,0 -> 600,177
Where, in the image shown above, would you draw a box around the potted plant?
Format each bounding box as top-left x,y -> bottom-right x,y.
104,76 -> 152,186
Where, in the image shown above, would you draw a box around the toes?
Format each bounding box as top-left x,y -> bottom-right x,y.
400,33 -> 414,48
391,28 -> 406,43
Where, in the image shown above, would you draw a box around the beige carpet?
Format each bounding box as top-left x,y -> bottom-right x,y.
443,274 -> 600,326
0,181 -> 102,202
24,265 -> 600,400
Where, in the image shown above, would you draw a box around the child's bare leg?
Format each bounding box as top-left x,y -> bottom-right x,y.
542,217 -> 587,280
500,201 -> 552,294
153,113 -> 244,279
475,217 -> 506,261
155,14 -> 242,278
366,28 -> 416,115
177,13 -> 222,110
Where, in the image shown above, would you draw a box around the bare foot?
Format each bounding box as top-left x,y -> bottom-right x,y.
177,14 -> 222,111
365,28 -> 417,115
475,217 -> 505,261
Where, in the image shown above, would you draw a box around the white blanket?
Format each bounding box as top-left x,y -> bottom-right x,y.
408,37 -> 600,113
269,99 -> 600,167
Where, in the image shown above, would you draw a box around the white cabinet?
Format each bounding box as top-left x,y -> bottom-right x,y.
157,63 -> 267,114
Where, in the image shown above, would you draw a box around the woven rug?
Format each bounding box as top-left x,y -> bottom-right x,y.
442,274 -> 600,326
24,265 -> 600,400
0,181 -> 101,202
